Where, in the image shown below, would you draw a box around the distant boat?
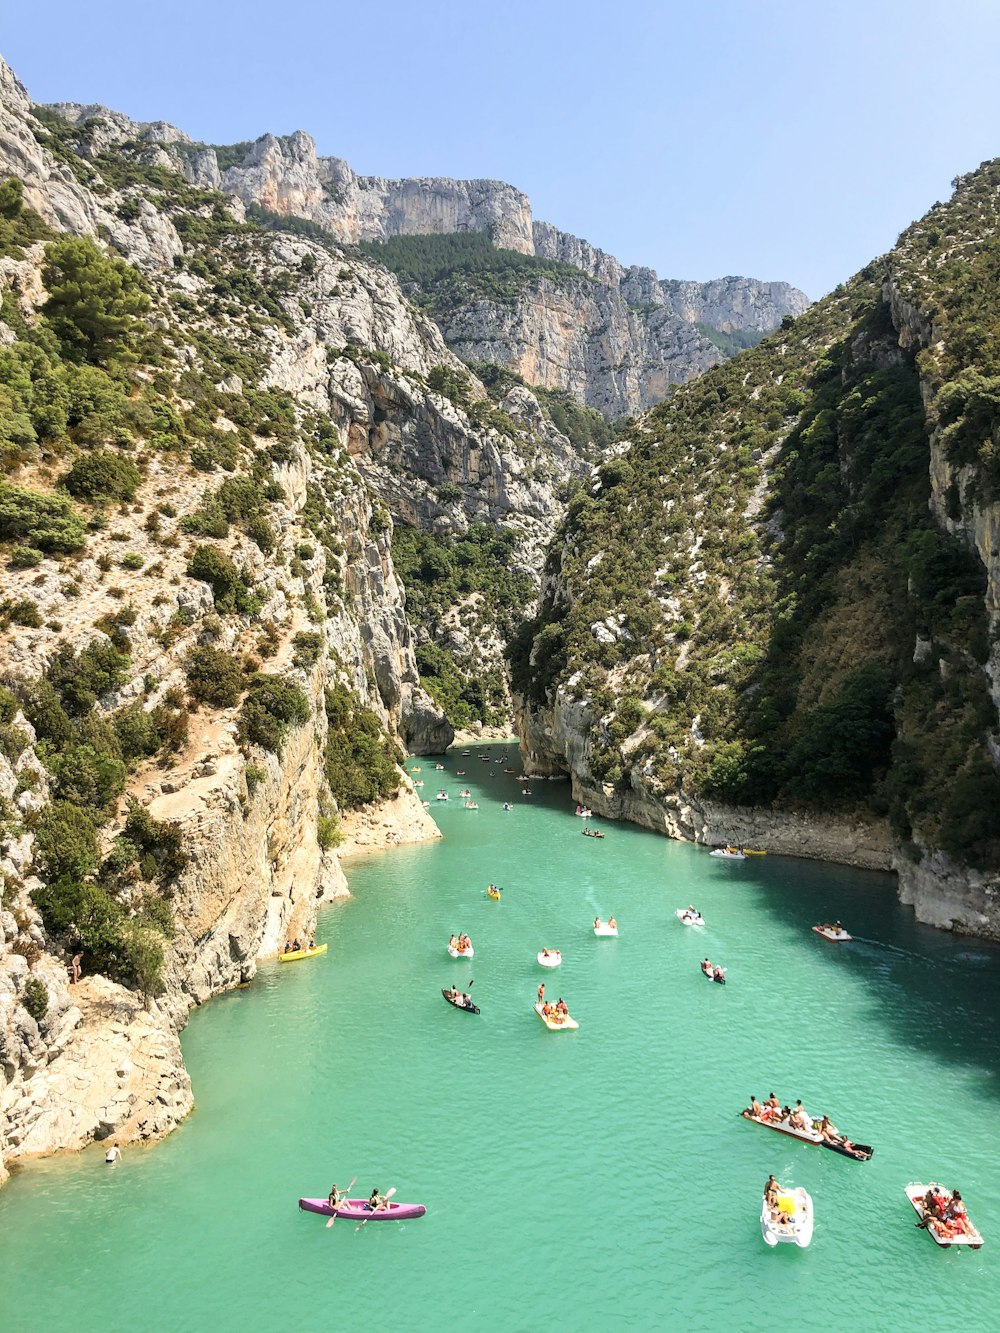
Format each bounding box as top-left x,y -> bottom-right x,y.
534,1001 -> 578,1031
709,847 -> 746,860
279,943 -> 327,963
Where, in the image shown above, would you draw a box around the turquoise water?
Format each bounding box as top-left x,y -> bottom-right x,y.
1,744 -> 999,1333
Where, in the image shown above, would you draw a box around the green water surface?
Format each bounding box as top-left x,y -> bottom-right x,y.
1,744 -> 998,1333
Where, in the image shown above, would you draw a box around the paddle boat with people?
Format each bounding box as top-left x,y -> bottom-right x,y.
299,1195 -> 427,1222
459,788 -> 472,797
812,922 -> 853,942
905,1183 -> 983,1248
441,984 -> 479,1015
534,999 -> 579,1030
447,934 -> 474,958
709,847 -> 746,860
675,907 -> 705,927
575,805 -> 593,818
537,948 -> 562,968
740,1098 -> 873,1160
464,800 -> 479,809
760,1183 -> 814,1248
279,942 -> 327,963
594,917 -> 619,936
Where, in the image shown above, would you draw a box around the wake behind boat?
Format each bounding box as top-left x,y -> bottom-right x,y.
299,1197 -> 427,1221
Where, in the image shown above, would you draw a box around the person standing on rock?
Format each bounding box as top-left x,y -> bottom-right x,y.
70,953 -> 81,985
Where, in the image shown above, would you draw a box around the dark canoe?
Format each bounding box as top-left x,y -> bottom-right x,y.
441,988 -> 480,1014
821,1137 -> 874,1161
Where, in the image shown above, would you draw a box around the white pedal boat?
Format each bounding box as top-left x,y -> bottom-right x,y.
812,925 -> 852,942
905,1183 -> 984,1248
448,943 -> 474,959
709,847 -> 746,860
741,1109 -> 824,1145
593,920 -> 618,936
537,949 -> 562,967
675,909 -> 705,927
534,1001 -> 579,1030
761,1187 -> 813,1247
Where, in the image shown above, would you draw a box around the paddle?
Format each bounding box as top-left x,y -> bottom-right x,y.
356,1186 -> 396,1231
325,1174 -> 358,1228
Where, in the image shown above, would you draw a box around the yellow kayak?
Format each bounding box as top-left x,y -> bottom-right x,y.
279,943 -> 328,963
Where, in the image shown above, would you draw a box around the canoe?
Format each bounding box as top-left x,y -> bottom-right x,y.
299,1197 -> 427,1221
448,944 -> 474,958
487,888 -> 501,900
761,1187 -> 813,1248
537,950 -> 562,968
278,943 -> 328,963
741,1109 -> 872,1159
441,987 -> 479,1015
594,922 -> 618,936
812,925 -> 853,942
743,848 -> 767,855
675,909 -> 705,927
709,848 -> 746,860
534,1000 -> 578,1031
905,1183 -> 983,1248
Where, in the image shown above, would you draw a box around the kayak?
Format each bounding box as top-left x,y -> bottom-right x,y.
441,987 -> 480,1015
299,1197 -> 427,1221
741,1109 -> 873,1159
537,950 -> 562,968
448,943 -> 474,958
812,925 -> 853,942
761,1187 -> 813,1248
278,944 -> 328,963
743,848 -> 767,855
534,1001 -> 578,1031
709,848 -> 746,860
905,1183 -> 983,1248
675,909 -> 705,927
594,921 -> 618,936
487,888 -> 501,900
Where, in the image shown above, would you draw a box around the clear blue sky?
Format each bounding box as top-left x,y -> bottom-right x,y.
6,0 -> 1000,298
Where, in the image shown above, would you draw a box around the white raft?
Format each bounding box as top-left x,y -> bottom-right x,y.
761,1187 -> 814,1248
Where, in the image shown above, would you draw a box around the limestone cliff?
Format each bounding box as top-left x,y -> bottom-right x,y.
40,101 -> 808,418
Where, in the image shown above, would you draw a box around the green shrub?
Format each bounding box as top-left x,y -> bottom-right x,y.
323,683 -> 401,809
291,631 -> 323,670
22,976 -> 49,1023
1,598 -> 42,628
42,235 -> 150,365
317,814 -> 343,849
9,545 -> 44,568
121,800 -> 188,883
185,645 -> 244,707
186,544 -> 259,614
47,638 -> 130,715
63,450 -> 141,501
238,675 -> 310,753
32,801 -> 100,880
113,702 -> 162,761
121,552 -> 144,570
0,483 -> 86,553
50,743 -> 126,812
244,763 -> 266,794
0,685 -> 18,724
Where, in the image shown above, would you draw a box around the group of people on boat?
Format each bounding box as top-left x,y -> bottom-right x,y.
449,933 -> 472,953
283,938 -> 316,954
444,984 -> 475,1009
744,1094 -> 863,1156
679,906 -> 703,925
582,827 -> 605,838
594,916 -> 617,930
819,921 -> 845,934
701,958 -> 726,983
575,805 -> 593,818
763,1175 -> 797,1228
915,1186 -> 977,1238
538,993 -> 570,1022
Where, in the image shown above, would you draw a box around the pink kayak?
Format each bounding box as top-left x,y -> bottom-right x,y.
299,1196 -> 427,1221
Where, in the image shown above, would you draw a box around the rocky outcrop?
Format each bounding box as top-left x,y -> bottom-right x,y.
35,94 -> 808,416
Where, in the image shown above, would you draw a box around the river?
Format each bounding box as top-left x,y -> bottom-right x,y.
1,744 -> 997,1332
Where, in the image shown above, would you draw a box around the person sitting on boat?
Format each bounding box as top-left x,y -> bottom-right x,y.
328,1184 -> 343,1209
555,997 -> 568,1014
945,1191 -> 973,1235
368,1187 -> 387,1212
449,935 -> 458,950
542,1002 -> 553,1017
290,938 -> 301,953
308,940 -> 316,951
746,1095 -> 764,1118
607,916 -> 617,930
766,1092 -> 781,1111
595,917 -> 602,930
788,1102 -> 812,1133
764,1175 -> 780,1209
701,958 -> 713,976
712,966 -> 726,983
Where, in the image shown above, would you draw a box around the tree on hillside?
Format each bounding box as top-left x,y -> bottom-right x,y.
42,236 -> 149,365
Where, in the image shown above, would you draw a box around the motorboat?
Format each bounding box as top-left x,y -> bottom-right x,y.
436,791 -> 449,801
534,1001 -> 578,1030
709,847 -> 746,860
905,1183 -> 983,1248
812,924 -> 852,942
675,908 -> 705,927
537,949 -> 562,967
761,1186 -> 813,1248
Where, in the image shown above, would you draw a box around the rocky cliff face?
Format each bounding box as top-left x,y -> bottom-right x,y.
0,55 -> 591,1181
41,101 -> 808,418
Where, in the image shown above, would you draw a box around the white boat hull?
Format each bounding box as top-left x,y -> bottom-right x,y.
675,909 -> 705,927
594,924 -> 618,936
905,1183 -> 984,1248
537,951 -> 562,967
761,1187 -> 813,1248
448,945 -> 474,959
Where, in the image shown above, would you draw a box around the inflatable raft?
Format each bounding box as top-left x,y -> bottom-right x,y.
299,1197 -> 426,1221
278,943 -> 327,963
